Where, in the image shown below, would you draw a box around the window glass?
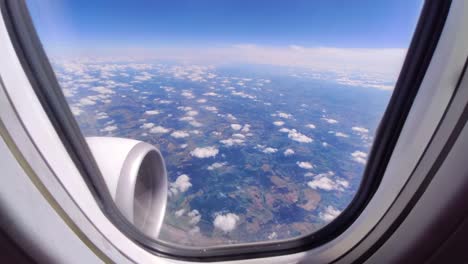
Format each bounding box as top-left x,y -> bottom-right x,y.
27,0 -> 422,246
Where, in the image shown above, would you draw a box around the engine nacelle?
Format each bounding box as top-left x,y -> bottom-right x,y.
86,137 -> 167,238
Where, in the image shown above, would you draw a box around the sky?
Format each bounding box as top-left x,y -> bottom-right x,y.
26,0 -> 423,75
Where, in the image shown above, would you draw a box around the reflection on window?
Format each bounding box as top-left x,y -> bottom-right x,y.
27,0 -> 422,246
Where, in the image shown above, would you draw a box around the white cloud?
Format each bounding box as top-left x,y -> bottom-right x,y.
351,151 -> 368,164
273,121 -> 285,126
79,97 -> 96,106
307,172 -> 349,192
188,209 -> 201,225
91,86 -> 114,94
134,74 -> 152,82
241,124 -> 251,132
189,120 -> 203,127
262,147 -> 278,154
319,206 -> 342,222
203,92 -> 219,97
70,106 -> 83,116
231,90 -> 256,99
277,112 -> 293,119
175,208 -> 185,217
231,124 -> 242,130
306,124 -> 316,129
232,133 -> 245,139
322,117 -> 338,124
287,129 -> 313,143
186,110 -> 199,116
335,132 -> 349,138
213,213 -> 240,233
220,138 -> 245,147
179,116 -> 195,121
181,90 -> 195,99
207,162 -> 228,170
171,130 -> 190,138
284,149 -> 295,156
169,174 -> 192,196
101,125 -> 117,132
190,146 -> 219,158
197,98 -> 207,103
140,123 -> 155,129
145,110 -> 160,115
268,232 -> 278,240
150,126 -> 170,134
352,126 -> 369,133
204,106 -> 218,112
297,161 -> 314,170
119,45 -> 404,82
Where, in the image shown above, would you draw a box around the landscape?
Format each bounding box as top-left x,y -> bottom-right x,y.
52,58 -> 392,246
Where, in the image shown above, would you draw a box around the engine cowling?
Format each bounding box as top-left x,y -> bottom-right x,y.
86,137 -> 167,238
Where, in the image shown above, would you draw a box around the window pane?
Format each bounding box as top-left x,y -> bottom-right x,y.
27,0 -> 422,246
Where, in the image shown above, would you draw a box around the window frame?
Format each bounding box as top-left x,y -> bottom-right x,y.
0,0 -> 453,261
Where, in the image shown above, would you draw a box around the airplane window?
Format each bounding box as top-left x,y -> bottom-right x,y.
25,0 -> 422,247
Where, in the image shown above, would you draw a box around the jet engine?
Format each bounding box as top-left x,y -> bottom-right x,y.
86,137 -> 167,238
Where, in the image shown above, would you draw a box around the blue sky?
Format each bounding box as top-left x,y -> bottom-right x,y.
27,1 -> 422,77
28,0 -> 422,50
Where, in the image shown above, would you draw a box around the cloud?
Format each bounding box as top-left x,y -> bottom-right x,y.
70,106 -> 83,116
179,116 -> 195,121
287,129 -> 313,143
352,126 -> 369,133
207,162 -> 228,170
190,146 -> 219,158
186,110 -> 199,116
351,151 -> 367,164
145,110 -> 160,115
322,118 -> 338,124
197,98 -> 207,103
79,97 -> 96,106
231,124 -> 242,130
213,213 -> 240,233
96,112 -> 109,119
275,112 -> 293,119
90,86 -> 114,94
133,74 -> 152,82
284,149 -> 295,156
306,124 -> 316,129
188,209 -> 201,225
297,161 -> 314,169
204,106 -> 218,113
140,123 -> 155,129
273,121 -> 285,126
319,206 -> 342,222
181,90 -> 195,99
169,174 -> 192,196
231,90 -> 256,100
220,138 -> 245,147
189,120 -> 203,127
101,125 -> 117,132
268,232 -> 278,240
335,132 -> 349,138
241,124 -> 251,132
203,92 -> 219,97
175,208 -> 185,217
262,147 -> 278,154
99,45 -> 404,81
307,171 -> 349,192
171,130 -> 190,138
150,126 -> 170,134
